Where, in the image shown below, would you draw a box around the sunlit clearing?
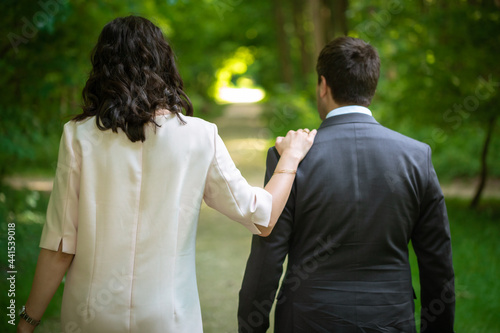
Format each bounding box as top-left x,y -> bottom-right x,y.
212,47 -> 266,104
218,87 -> 265,103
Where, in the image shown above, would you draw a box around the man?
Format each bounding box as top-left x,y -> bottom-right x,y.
238,37 -> 455,333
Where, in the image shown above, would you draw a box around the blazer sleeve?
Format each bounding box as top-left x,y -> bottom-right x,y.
39,122 -> 80,254
238,147 -> 294,333
411,146 -> 455,333
203,124 -> 272,234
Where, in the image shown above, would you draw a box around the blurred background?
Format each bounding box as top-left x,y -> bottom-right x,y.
1,0 -> 499,332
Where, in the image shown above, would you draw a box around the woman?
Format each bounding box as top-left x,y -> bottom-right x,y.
17,16 -> 316,333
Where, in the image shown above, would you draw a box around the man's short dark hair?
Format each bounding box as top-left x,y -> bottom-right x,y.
316,37 -> 380,107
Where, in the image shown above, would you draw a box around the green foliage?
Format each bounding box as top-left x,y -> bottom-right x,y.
1,0 -> 130,178
0,107 -> 62,179
352,1 -> 500,183
365,0 -> 500,126
388,120 -> 500,181
1,0 -> 499,185
261,88 -> 320,137
263,0 -> 500,183
1,0 -> 276,178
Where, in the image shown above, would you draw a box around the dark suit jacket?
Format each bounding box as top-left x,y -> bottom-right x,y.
238,113 -> 455,333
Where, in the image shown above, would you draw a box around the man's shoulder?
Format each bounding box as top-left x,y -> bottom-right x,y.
267,146 -> 278,155
377,124 -> 430,151
316,118 -> 430,152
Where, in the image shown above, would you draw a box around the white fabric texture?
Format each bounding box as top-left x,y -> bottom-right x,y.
39,114 -> 272,333
326,105 -> 372,118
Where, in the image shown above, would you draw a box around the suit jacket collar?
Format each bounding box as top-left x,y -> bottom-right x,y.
319,112 -> 380,130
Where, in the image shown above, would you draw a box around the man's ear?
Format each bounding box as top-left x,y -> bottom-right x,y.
319,75 -> 328,98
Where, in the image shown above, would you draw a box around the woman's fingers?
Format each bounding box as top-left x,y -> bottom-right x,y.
275,128 -> 317,159
275,136 -> 285,155
298,128 -> 311,134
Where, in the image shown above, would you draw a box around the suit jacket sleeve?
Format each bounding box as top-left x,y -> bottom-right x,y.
238,147 -> 294,333
411,146 -> 455,333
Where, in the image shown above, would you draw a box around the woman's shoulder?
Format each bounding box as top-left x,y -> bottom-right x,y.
179,114 -> 215,128
174,114 -> 219,135
63,117 -> 94,133
63,114 -> 219,141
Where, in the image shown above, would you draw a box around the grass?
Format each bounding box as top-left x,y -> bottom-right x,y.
409,199 -> 500,333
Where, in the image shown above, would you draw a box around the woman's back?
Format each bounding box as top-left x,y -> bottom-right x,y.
43,114 -> 267,332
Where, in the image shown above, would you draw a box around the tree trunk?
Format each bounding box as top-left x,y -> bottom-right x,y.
310,0 -> 349,57
0,164 -> 5,186
320,0 -> 349,38
273,0 -> 293,86
328,0 -> 349,37
310,0 -> 326,58
321,1 -> 334,42
292,0 -> 312,78
418,0 -> 425,11
470,116 -> 497,208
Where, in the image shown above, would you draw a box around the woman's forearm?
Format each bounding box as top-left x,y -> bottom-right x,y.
257,151 -> 301,237
18,243 -> 74,332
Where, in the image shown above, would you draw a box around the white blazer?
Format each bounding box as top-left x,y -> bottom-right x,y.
40,114 -> 272,333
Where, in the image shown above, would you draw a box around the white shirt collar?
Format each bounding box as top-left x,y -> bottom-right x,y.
326,105 -> 372,119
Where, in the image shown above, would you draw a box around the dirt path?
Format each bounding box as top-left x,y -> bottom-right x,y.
4,104 -> 500,199
215,103 -> 270,186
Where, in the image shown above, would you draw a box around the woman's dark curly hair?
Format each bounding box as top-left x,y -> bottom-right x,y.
74,15 -> 193,142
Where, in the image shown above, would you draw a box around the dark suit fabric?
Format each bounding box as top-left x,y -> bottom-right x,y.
238,113 -> 454,333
